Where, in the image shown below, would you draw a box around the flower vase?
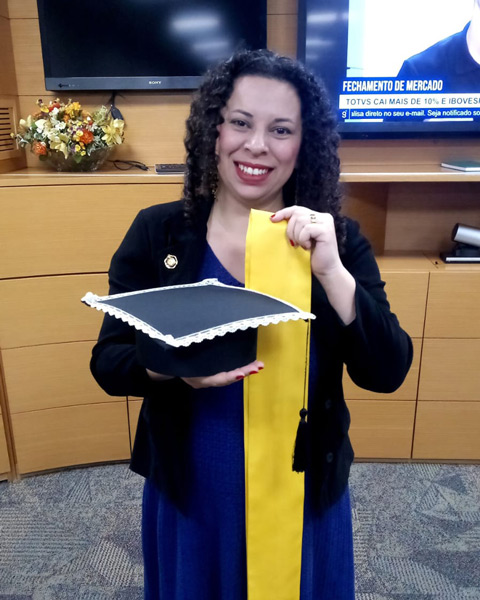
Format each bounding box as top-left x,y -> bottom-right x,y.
44,147 -> 112,172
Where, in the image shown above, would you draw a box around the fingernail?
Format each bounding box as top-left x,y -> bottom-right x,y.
249,370 -> 259,375
270,213 -> 276,219
235,375 -> 245,381
290,239 -> 295,247
258,366 -> 264,370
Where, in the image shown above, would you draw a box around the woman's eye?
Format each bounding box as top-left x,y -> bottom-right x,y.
231,119 -> 248,128
273,127 -> 291,136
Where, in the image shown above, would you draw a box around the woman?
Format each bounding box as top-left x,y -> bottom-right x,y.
91,49 -> 413,599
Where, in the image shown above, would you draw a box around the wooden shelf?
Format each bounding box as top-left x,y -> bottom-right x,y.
0,167 -> 184,187
340,163 -> 480,183
2,163 -> 480,187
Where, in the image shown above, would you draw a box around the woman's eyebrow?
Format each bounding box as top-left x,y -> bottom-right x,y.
230,109 -> 253,118
230,109 -> 296,124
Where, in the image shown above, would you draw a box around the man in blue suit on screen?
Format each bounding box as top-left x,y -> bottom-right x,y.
397,0 -> 480,91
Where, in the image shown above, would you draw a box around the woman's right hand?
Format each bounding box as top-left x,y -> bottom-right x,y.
181,360 -> 264,389
147,361 -> 264,388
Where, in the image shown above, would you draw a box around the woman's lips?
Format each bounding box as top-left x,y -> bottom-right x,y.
235,162 -> 273,184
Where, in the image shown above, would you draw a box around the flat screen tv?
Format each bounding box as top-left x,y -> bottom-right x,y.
298,0 -> 480,138
36,0 -> 267,91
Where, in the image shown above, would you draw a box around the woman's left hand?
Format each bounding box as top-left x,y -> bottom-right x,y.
270,206 -> 342,280
271,206 -> 357,325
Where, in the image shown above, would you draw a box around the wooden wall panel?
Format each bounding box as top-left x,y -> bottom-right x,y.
339,138 -> 480,167
268,0 -> 297,14
341,182 -> 389,255
107,93 -> 191,166
0,274 -> 108,348
3,341 -> 116,414
7,0 -> 37,19
0,14 -> 18,96
0,183 -> 182,278
9,17 -> 43,97
425,271 -> 480,338
344,338 -> 421,401
418,339 -> 480,401
268,14 -> 297,57
384,182 -> 480,253
413,401 -> 480,460
348,400 -> 415,459
12,402 -> 130,474
0,5 -> 26,172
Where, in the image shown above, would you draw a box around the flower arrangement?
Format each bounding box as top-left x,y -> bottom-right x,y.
12,98 -> 125,171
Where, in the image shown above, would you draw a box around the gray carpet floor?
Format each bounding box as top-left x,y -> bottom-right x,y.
0,462 -> 479,599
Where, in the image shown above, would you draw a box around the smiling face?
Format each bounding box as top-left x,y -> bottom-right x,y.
215,75 -> 302,212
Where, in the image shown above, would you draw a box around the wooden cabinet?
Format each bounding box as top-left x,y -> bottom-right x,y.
413,264 -> 480,460
413,402 -> 480,460
12,403 -> 131,474
0,180 -> 189,475
424,271 -> 480,338
0,411 -> 11,478
0,183 -> 183,278
0,353 -> 13,480
344,257 -> 428,458
418,339 -> 480,402
347,400 -> 415,459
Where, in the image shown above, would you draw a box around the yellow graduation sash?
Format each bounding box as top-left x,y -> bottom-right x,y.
244,209 -> 312,600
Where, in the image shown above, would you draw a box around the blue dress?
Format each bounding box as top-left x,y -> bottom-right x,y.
142,245 -> 355,600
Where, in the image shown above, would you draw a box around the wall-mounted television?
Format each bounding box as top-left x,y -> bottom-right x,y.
37,0 -> 267,91
298,0 -> 480,138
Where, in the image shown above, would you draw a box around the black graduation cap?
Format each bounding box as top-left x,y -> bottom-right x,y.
82,279 -> 315,377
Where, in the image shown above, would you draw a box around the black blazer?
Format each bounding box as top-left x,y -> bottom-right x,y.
90,201 -> 413,512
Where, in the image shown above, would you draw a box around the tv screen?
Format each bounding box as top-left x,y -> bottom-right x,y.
298,0 -> 480,138
37,0 -> 267,91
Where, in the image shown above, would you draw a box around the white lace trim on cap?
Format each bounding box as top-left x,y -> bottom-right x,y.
82,279 -> 315,348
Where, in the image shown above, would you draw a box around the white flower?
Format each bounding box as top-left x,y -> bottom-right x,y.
35,118 -> 47,132
19,115 -> 34,131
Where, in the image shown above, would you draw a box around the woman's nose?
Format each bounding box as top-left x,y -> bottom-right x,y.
244,130 -> 268,155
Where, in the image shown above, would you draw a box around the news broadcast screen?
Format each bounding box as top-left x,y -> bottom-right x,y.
298,0 -> 480,137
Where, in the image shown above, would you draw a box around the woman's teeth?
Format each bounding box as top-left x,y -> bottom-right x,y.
238,164 -> 269,175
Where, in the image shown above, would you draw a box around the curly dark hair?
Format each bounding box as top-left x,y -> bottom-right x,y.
182,48 -> 346,250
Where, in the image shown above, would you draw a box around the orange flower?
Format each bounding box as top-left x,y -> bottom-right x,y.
32,140 -> 47,155
80,129 -> 94,145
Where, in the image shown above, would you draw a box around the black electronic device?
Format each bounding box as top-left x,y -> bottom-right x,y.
36,0 -> 267,92
297,0 -> 480,139
155,164 -> 186,174
440,223 -> 480,263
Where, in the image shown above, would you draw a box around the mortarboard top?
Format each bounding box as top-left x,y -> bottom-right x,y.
82,279 -> 315,377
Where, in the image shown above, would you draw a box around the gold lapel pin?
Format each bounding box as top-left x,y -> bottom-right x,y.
164,254 -> 178,269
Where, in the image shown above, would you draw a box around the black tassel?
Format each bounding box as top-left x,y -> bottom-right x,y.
292,408 -> 309,473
